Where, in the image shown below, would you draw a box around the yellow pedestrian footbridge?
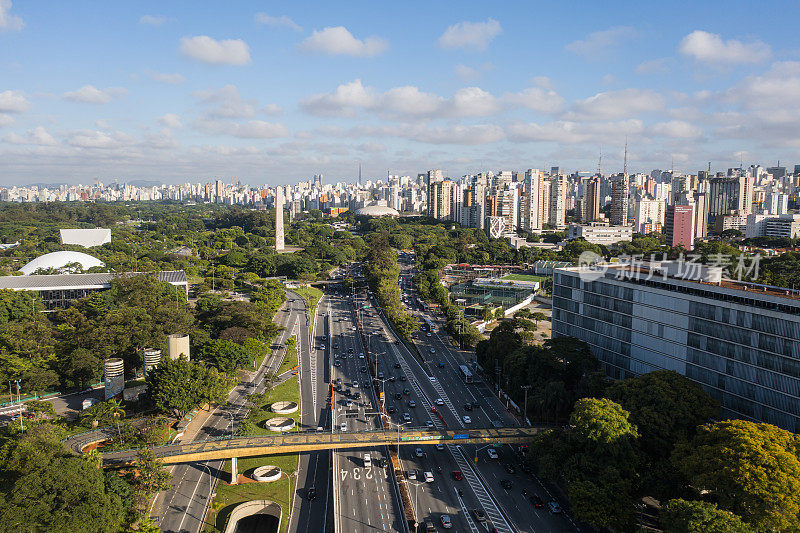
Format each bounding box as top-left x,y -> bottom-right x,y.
101,427 -> 545,465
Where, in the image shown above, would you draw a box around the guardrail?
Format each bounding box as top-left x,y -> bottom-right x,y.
98,426 -> 545,464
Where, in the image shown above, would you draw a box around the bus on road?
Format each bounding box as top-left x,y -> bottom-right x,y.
458,365 -> 474,384
424,317 -> 435,332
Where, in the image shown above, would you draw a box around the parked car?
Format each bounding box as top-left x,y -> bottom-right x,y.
487,448 -> 498,459
548,501 -> 562,514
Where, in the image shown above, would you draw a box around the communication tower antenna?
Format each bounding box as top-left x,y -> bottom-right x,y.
597,147 -> 602,176
708,161 -> 711,174
623,137 -> 628,177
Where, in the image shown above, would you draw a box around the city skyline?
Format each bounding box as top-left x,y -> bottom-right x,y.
2,1 -> 800,184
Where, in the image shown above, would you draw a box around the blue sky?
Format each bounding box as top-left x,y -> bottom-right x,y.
1,0 -> 800,185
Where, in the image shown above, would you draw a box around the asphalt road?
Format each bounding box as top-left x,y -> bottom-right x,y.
152,291 -> 306,533
389,255 -> 580,533
287,291 -> 333,533
328,292 -> 406,533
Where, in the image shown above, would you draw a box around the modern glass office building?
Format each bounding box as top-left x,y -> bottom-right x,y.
552,263 -> 800,433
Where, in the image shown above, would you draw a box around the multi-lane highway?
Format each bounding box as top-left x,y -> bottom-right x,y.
151,291 -> 308,533
327,292 -> 406,533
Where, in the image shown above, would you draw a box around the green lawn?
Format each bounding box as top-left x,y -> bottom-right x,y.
204,376 -> 302,532
205,452 -> 297,533
276,337 -> 298,375
293,286 -> 323,317
500,273 -> 548,282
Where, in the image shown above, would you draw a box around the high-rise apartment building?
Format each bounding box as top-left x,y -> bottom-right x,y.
634,198 -> 666,234
665,204 -> 695,249
610,174 -> 629,226
426,169 -> 444,218
708,177 -> 740,219
548,175 -> 566,229
522,169 -> 542,232
581,177 -> 601,222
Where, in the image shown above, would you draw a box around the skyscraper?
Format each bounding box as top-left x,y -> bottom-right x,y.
610,174 -> 629,225
275,186 -> 285,252
548,174 -> 566,229
665,204 -> 694,249
522,169 -> 541,232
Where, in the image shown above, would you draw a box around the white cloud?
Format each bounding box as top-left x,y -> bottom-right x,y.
679,30 -> 770,65
300,80 -> 502,119
4,126 -> 57,146
505,87 -> 565,114
357,142 -> 386,153
0,90 -> 29,113
449,87 -> 501,117
158,113 -> 182,129
379,86 -> 442,116
415,124 -> 505,145
438,19 -> 502,51
568,88 -> 664,120
254,13 -> 301,32
0,114 -> 13,127
195,118 -> 288,139
145,70 -> 186,84
454,63 -> 495,82
229,120 -> 288,139
62,85 -> 127,105
636,58 -> 672,75
300,26 -> 387,57
66,129 -> 133,149
454,64 -> 480,82
193,85 -> 257,118
531,76 -> 553,89
507,119 -> 644,144
262,103 -> 283,115
299,79 -> 375,117
0,0 -> 23,32
139,15 -> 166,27
650,120 -> 702,138
565,26 -> 638,59
180,36 -> 251,65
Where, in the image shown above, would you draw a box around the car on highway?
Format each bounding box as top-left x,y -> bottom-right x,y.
452,471 -> 463,481
334,360 -> 341,367
340,422 -> 347,431
500,479 -> 513,489
400,375 -> 407,381
428,347 -> 435,353
348,348 -> 354,353
472,509 -> 486,522
408,400 -> 416,407
395,393 -> 402,400
463,415 -> 472,424
436,443 -> 444,450
530,495 -> 544,508
307,487 -> 317,500
424,471 -> 434,482
359,353 -> 365,359
387,406 -> 396,414
346,399 -> 353,407
504,464 -> 516,474
351,382 -> 358,388
425,420 -> 434,428
463,403 -> 472,411
426,332 -> 432,337
377,371 -> 384,378
403,412 -> 411,422
403,388 -> 411,395
408,469 -> 417,480
548,501 -> 562,514
415,447 -> 424,457
440,515 -> 452,529
487,448 -> 498,459
435,398 -> 444,405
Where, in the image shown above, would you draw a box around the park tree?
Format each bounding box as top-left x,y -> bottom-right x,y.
0,455 -> 126,533
570,398 -> 638,444
673,419 -> 800,532
661,499 -> 752,533
145,357 -> 230,417
196,338 -> 251,373
130,449 -> 172,520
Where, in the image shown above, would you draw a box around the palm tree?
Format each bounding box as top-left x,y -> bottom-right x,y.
107,398 -> 126,436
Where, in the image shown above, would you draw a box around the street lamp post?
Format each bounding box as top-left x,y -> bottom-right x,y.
520,385 -> 532,426
406,479 -> 423,528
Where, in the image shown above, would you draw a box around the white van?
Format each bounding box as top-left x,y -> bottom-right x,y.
363,453 -> 372,467
424,471 -> 434,482
340,421 -> 347,431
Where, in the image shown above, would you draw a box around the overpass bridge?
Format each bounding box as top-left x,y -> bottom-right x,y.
99,426 -> 545,465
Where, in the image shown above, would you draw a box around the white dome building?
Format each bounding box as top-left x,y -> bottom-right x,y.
20,251 -> 105,275
355,205 -> 400,217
